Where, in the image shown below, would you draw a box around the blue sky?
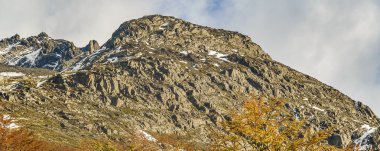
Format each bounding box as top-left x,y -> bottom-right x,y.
0,0 -> 380,115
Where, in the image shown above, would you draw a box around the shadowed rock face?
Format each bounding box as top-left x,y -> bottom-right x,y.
0,32 -> 81,70
0,15 -> 379,149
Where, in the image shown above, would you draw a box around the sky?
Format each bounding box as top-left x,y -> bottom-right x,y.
0,0 -> 380,115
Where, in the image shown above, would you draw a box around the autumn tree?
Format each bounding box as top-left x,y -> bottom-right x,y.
211,97 -> 338,151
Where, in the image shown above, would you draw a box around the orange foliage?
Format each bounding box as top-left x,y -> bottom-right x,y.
1,97 -> 355,151
0,114 -> 73,151
210,97 -> 338,151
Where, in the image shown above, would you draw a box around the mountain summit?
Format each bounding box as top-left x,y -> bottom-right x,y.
0,15 -> 379,150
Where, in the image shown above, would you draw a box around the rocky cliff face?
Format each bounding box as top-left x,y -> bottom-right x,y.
0,32 -> 83,70
0,15 -> 379,150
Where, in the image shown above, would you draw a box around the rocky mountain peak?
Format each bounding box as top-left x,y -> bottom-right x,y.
104,15 -> 270,59
0,33 -> 81,70
2,15 -> 272,72
10,34 -> 21,41
37,32 -> 49,38
0,34 -> 20,47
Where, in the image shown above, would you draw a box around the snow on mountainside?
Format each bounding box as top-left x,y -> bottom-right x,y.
0,33 -> 83,71
0,72 -> 25,77
1,115 -> 20,129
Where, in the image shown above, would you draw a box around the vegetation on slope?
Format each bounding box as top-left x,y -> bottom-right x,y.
1,96 -> 353,150
210,97 -> 338,150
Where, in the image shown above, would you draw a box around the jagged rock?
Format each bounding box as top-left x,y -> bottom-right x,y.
328,134 -> 345,148
48,74 -> 66,90
38,32 -> 49,38
0,33 -> 82,70
82,40 -> 100,54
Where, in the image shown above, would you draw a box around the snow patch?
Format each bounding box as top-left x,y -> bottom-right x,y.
354,124 -> 378,150
3,115 -> 11,120
361,124 -> 373,130
1,115 -> 20,129
159,23 -> 169,30
0,42 -> 20,55
37,80 -> 47,87
107,57 -> 119,63
43,60 -> 59,70
0,72 -> 25,77
71,59 -> 86,71
37,76 -> 48,78
179,51 -> 189,55
179,60 -> 187,64
312,106 -> 325,112
24,48 -> 42,66
302,97 -> 309,101
5,123 -> 20,129
138,130 -> 157,142
7,48 -> 41,66
115,46 -> 122,53
208,50 -> 229,61
72,47 -> 106,71
293,108 -> 300,120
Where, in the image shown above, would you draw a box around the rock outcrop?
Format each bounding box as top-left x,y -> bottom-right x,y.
82,40 -> 100,54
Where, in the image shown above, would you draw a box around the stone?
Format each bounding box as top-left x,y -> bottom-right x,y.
328,134 -> 343,148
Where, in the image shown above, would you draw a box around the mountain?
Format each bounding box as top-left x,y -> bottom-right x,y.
0,15 -> 379,150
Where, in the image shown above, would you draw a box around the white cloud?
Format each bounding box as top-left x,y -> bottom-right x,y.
282,1 -> 380,113
0,0 -> 160,46
0,0 -> 380,115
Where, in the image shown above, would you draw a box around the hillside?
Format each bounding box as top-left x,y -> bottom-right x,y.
0,15 -> 379,150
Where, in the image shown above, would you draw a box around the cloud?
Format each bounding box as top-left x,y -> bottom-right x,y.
281,1 -> 380,113
155,0 -> 380,115
166,0 -> 380,115
0,0 -> 160,46
0,0 -> 380,115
